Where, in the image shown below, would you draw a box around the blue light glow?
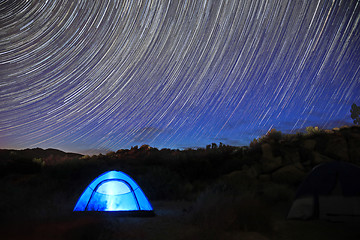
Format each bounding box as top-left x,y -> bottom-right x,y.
73,171 -> 153,212
97,181 -> 131,195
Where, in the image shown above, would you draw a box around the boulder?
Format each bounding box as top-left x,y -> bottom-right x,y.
261,143 -> 273,158
271,164 -> 306,185
302,160 -> 312,168
283,150 -> 301,165
242,165 -> 260,179
258,174 -> 271,182
225,169 -> 258,185
261,156 -> 282,173
313,152 -> 334,165
260,143 -> 283,173
225,170 -> 243,180
324,136 -> 349,161
303,139 -> 317,150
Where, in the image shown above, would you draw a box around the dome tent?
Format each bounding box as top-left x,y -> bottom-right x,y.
287,161 -> 360,222
74,171 -> 154,216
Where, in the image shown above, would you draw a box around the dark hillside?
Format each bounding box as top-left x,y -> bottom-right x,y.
1,125 -> 360,239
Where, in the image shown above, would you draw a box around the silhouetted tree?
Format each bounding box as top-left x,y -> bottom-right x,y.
350,103 -> 360,125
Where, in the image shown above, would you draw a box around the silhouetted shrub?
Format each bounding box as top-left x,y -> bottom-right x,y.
351,103 -> 360,125
249,138 -> 260,149
7,158 -> 42,174
265,128 -> 282,142
305,126 -> 324,135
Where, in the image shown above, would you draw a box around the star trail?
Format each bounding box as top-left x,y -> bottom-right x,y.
1,0 -> 360,154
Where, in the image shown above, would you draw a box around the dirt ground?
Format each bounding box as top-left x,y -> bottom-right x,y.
1,201 -> 360,240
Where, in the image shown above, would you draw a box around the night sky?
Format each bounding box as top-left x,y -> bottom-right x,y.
1,0 -> 360,154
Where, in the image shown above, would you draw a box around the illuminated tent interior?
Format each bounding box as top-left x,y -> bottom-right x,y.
74,171 -> 153,216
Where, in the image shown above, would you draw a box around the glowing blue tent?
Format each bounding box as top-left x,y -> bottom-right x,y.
74,171 -> 153,215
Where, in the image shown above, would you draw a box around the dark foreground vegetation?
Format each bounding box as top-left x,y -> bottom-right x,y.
1,125 -> 360,239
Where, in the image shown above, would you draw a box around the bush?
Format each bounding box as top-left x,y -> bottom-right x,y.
266,128 -> 282,141
305,126 -> 321,135
350,103 -> 360,125
249,138 -> 260,149
254,129 -> 282,145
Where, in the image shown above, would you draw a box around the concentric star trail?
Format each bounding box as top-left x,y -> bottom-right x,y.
1,0 -> 360,153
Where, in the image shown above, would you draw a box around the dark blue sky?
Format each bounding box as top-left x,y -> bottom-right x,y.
1,0 -> 360,154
